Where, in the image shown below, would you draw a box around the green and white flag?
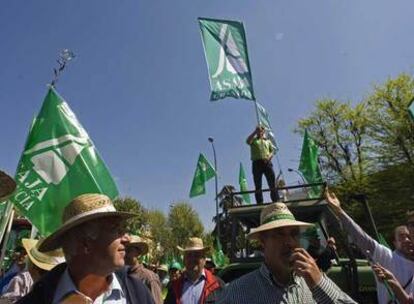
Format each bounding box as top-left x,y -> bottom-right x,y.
256,102 -> 278,151
298,130 -> 323,199
212,238 -> 228,268
189,153 -> 216,198
9,87 -> 118,236
198,17 -> 255,101
409,98 -> 414,121
238,162 -> 251,204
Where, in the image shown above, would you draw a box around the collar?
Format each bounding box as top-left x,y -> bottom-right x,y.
183,269 -> 206,284
53,268 -> 124,304
259,263 -> 299,288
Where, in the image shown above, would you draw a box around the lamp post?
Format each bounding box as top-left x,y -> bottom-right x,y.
208,137 -> 220,241
287,168 -> 307,184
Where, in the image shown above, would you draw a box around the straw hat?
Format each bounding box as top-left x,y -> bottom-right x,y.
177,237 -> 209,252
22,238 -> 65,271
126,235 -> 149,256
157,264 -> 169,273
247,202 -> 313,240
39,193 -> 136,252
0,171 -> 16,201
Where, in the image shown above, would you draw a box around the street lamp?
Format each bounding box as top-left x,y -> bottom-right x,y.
208,137 -> 220,240
287,168 -> 307,184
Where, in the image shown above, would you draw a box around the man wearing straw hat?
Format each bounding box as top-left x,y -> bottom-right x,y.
1,238 -> 65,302
164,237 -> 224,304
218,202 -> 356,304
125,235 -> 162,304
17,193 -> 155,304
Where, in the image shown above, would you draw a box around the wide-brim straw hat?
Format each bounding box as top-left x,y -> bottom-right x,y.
247,202 -> 313,240
177,237 -> 209,252
22,238 -> 65,271
127,235 -> 149,256
0,171 -> 16,201
39,193 -> 136,252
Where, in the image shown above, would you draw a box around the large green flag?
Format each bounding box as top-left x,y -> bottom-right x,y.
212,239 -> 228,268
238,162 -> 251,204
298,130 -> 323,198
409,98 -> 414,121
189,153 -> 216,198
9,87 -> 118,235
198,18 -> 255,101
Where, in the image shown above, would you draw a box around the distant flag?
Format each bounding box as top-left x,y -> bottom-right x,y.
212,239 -> 228,268
298,130 -> 323,198
238,163 -> 251,204
198,18 -> 255,101
256,102 -> 278,151
409,98 -> 414,121
9,87 -> 118,235
189,153 -> 216,198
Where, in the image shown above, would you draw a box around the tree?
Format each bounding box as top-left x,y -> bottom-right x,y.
146,209 -> 172,262
168,202 -> 204,256
113,197 -> 147,235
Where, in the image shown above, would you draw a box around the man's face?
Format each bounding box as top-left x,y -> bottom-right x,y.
169,269 -> 180,281
125,246 -> 140,266
184,250 -> 205,277
88,217 -> 130,273
260,226 -> 300,274
393,226 -> 413,258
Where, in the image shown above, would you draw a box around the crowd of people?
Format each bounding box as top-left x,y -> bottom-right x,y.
0,123 -> 412,304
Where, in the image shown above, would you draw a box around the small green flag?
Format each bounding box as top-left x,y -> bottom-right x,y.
238,163 -> 251,204
9,87 -> 118,236
298,130 -> 323,198
198,17 -> 255,101
189,153 -> 216,198
409,98 -> 414,121
212,239 -> 228,268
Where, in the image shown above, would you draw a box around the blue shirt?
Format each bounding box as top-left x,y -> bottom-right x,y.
53,268 -> 126,304
180,270 -> 206,304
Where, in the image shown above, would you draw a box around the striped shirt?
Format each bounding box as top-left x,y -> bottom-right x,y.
217,264 -> 357,304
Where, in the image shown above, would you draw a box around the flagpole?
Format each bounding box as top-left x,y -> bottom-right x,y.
208,137 -> 220,242
0,210 -> 14,268
253,100 -> 260,126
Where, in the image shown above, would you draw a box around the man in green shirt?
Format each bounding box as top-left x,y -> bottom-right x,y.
246,126 -> 279,204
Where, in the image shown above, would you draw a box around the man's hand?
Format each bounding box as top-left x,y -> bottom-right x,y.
325,189 -> 343,216
290,248 -> 322,289
327,237 -> 337,251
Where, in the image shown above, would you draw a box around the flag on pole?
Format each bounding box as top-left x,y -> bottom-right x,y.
198,17 -> 255,101
212,239 -> 228,268
189,153 -> 216,198
238,163 -> 251,204
256,102 -> 278,151
9,87 -> 118,236
298,130 -> 323,198
409,98 -> 414,121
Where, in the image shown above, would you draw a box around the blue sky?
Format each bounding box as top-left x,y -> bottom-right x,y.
2,0 -> 414,230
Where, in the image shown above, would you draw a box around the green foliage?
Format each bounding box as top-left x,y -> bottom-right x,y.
168,202 -> 204,256
297,73 -> 414,242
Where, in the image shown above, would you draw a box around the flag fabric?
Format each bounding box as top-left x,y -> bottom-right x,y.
298,130 -> 323,198
212,239 -> 228,268
189,153 -> 216,198
198,17 -> 255,101
9,87 -> 118,236
238,163 -> 251,204
256,102 -> 278,151
409,98 -> 414,121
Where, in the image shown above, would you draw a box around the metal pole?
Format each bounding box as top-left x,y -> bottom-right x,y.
287,168 -> 307,184
208,137 -> 220,241
353,194 -> 380,240
0,210 -> 14,268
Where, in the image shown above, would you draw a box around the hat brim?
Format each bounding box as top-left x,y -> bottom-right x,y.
127,242 -> 149,256
177,246 -> 210,252
0,171 -> 16,201
247,219 -> 314,240
22,239 -> 64,271
39,211 -> 136,252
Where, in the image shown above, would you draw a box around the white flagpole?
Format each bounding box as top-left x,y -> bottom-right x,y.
0,209 -> 14,268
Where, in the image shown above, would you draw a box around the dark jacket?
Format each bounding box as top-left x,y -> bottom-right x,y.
164,269 -> 224,304
17,263 -> 155,304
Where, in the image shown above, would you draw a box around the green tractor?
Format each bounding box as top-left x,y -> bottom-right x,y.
216,183 -> 377,303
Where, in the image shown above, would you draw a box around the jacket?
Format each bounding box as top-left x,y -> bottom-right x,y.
164,269 -> 224,304
16,263 -> 155,304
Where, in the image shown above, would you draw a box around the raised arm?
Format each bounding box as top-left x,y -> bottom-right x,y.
246,127 -> 258,145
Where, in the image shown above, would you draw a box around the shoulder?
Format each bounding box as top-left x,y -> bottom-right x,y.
225,268 -> 261,293
116,267 -> 155,303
